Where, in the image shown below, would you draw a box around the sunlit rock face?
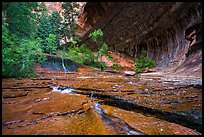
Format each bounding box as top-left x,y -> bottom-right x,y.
44,2 -> 62,13
79,2 -> 202,77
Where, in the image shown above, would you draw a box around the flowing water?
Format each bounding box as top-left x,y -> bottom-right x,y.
92,102 -> 144,135
40,56 -> 80,72
61,58 -> 68,72
2,56 -> 202,135
51,84 -> 143,135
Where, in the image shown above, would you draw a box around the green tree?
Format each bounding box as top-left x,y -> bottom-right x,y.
35,14 -> 53,52
61,2 -> 80,43
89,29 -> 109,70
35,10 -> 62,53
48,10 -> 62,47
2,23 -> 45,78
45,34 -> 57,54
2,2 -> 39,38
133,50 -> 155,73
2,2 -> 47,78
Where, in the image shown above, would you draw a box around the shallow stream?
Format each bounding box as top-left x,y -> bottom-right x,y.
2,57 -> 202,135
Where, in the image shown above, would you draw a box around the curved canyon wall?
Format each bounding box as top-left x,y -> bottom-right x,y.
79,2 -> 202,77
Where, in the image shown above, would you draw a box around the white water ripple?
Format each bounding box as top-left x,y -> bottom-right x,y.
52,86 -> 75,94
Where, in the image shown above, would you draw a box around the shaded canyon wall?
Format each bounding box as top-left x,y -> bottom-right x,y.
79,2 -> 202,77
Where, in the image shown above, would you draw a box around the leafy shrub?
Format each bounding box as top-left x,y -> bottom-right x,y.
57,42 -> 98,67
111,64 -> 123,70
36,34 -> 57,54
100,62 -> 107,70
59,29 -> 110,70
133,49 -> 155,73
143,60 -> 155,68
88,29 -> 104,44
45,34 -> 57,54
89,29 -> 110,70
2,25 -> 45,78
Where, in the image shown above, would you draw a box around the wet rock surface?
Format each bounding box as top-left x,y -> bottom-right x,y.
2,66 -> 202,135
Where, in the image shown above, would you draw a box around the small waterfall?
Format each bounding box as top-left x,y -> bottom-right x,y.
62,58 -> 69,72
94,102 -> 103,115
90,92 -> 94,100
61,87 -> 75,94
49,83 -> 75,94
93,102 -> 143,135
52,86 -> 61,92
117,119 -> 142,135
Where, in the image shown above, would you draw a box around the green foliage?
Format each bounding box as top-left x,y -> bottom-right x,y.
35,14 -> 53,51
61,2 -> 80,43
35,2 -> 49,19
88,29 -> 104,44
2,6 -> 44,77
70,40 -> 78,48
133,49 -> 155,73
45,34 -> 57,54
35,11 -> 61,53
89,29 -> 110,70
133,67 -> 142,73
48,10 -> 62,47
2,23 -> 45,78
143,60 -> 155,68
36,34 -> 57,54
111,64 -> 123,70
100,62 -> 107,70
58,42 -> 96,65
2,2 -> 40,38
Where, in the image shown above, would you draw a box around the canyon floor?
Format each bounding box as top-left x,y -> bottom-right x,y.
2,52 -> 202,135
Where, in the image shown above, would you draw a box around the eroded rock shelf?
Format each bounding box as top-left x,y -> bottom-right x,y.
2,66 -> 202,135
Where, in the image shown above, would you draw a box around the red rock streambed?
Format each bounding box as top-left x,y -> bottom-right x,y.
2,67 -> 202,135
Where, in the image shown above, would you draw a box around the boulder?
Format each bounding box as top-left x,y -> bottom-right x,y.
124,71 -> 136,76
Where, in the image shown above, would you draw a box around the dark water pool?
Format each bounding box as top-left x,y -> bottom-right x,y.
40,56 -> 80,72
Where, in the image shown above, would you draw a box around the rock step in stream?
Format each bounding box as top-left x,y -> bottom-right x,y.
2,72 -> 201,135
2,64 -> 202,135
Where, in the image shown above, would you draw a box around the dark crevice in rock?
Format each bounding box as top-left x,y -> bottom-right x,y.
73,90 -> 202,133
2,101 -> 16,104
2,86 -> 51,90
3,108 -> 86,129
101,99 -> 202,133
3,120 -> 24,126
2,92 -> 29,98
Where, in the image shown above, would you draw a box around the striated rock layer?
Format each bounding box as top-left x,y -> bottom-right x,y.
79,2 -> 202,78
2,67 -> 202,135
